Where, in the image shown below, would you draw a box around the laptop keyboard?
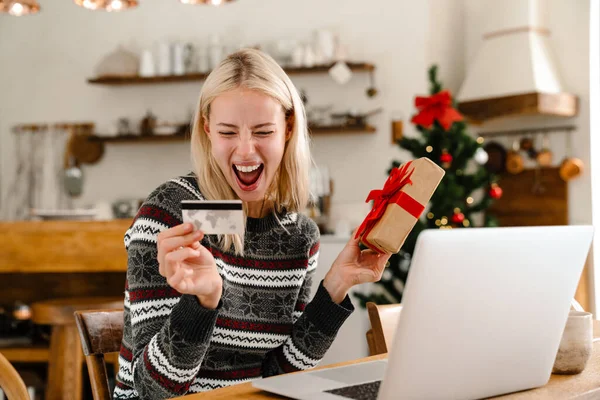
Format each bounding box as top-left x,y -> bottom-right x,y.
325,380 -> 382,400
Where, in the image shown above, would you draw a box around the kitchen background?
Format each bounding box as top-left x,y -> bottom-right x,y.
0,0 -> 596,396
0,0 -> 592,230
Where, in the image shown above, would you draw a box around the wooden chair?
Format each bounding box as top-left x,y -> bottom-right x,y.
366,302 -> 403,356
73,309 -> 124,400
31,297 -> 123,400
365,299 -> 585,356
0,352 -> 29,400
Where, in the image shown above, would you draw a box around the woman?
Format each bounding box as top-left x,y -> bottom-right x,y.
114,48 -> 390,399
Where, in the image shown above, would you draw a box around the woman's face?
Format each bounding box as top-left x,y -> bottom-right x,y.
205,87 -> 288,204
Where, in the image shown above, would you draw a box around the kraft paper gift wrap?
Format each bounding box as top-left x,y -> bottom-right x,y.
356,157 -> 445,254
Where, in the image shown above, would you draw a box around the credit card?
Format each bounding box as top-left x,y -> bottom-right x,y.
181,200 -> 244,235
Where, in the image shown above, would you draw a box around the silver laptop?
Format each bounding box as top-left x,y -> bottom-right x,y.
252,225 -> 594,400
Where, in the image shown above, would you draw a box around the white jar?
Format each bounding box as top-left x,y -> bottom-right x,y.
139,49 -> 155,77
172,42 -> 185,76
315,29 -> 335,64
157,41 -> 172,76
303,44 -> 315,68
291,44 -> 304,68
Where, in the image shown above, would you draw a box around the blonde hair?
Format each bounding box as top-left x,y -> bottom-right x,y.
190,48 -> 312,255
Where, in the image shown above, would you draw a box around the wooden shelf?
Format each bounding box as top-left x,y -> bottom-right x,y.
88,133 -> 189,143
477,125 -> 576,138
88,124 -> 376,143
1,346 -> 49,363
309,124 -> 376,134
281,63 -> 375,75
88,62 -> 375,86
457,92 -> 579,123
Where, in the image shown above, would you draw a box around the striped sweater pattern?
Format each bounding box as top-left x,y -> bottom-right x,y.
113,173 -> 354,399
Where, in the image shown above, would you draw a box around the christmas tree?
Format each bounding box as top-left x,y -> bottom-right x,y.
354,65 -> 503,306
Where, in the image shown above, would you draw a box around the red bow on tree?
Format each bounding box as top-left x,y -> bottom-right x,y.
411,90 -> 464,131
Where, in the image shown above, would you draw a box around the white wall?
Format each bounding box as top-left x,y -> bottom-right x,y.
0,0 -> 472,229
0,0 -> 468,365
463,0 -> 591,227
463,0 -> 594,311
426,0 -> 465,95
0,0 -> 593,357
0,1 -> 591,236
589,0 -> 599,316
0,0 -> 442,231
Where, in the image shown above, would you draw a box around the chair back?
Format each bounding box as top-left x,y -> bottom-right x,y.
366,302 -> 402,355
0,352 -> 29,400
74,309 -> 124,400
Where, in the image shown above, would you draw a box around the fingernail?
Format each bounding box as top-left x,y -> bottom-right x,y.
185,223 -> 193,230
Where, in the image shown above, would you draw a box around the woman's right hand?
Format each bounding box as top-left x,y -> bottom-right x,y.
157,223 -> 222,309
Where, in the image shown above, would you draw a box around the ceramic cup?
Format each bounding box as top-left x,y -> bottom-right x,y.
552,310 -> 593,374
559,157 -> 584,181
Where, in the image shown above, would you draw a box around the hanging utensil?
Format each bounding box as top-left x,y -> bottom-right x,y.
520,136 -> 534,153
531,164 -> 546,195
366,70 -> 378,98
536,133 -> 553,167
64,156 -> 84,197
506,139 -> 524,174
63,128 -> 84,197
559,129 -> 584,181
531,135 -> 546,195
69,125 -> 104,164
521,134 -> 538,159
484,141 -> 507,174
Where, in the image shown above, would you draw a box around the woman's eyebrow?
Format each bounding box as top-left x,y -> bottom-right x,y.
216,122 -> 276,129
217,123 -> 238,128
252,122 -> 275,129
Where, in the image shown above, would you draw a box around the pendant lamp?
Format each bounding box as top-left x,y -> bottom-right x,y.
1,0 -> 40,16
74,0 -> 138,12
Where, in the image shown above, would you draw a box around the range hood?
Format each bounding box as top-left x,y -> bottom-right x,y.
457,0 -> 578,123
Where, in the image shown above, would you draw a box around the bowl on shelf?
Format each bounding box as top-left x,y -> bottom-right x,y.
29,208 -> 98,221
153,125 -> 179,136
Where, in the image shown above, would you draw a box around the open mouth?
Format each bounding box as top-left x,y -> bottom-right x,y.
233,163 -> 264,191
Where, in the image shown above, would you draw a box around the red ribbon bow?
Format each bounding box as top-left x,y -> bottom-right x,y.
355,161 -> 425,253
410,90 -> 464,131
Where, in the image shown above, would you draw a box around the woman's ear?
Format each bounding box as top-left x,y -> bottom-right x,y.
285,114 -> 295,141
203,118 -> 211,140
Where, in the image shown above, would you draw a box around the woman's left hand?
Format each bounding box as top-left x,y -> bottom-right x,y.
323,231 -> 392,304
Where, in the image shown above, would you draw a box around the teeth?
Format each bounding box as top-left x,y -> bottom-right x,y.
235,164 -> 261,173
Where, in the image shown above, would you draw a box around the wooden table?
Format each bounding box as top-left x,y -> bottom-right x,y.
175,322 -> 600,400
0,219 -> 131,398
0,220 -> 130,365
0,219 -> 130,274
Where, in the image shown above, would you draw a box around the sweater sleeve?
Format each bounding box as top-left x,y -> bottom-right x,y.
114,181 -> 219,399
261,222 -> 354,376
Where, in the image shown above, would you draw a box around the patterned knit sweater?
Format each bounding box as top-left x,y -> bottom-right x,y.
114,173 -> 354,399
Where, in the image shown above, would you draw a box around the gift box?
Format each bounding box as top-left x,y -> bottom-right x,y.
356,157 -> 445,254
